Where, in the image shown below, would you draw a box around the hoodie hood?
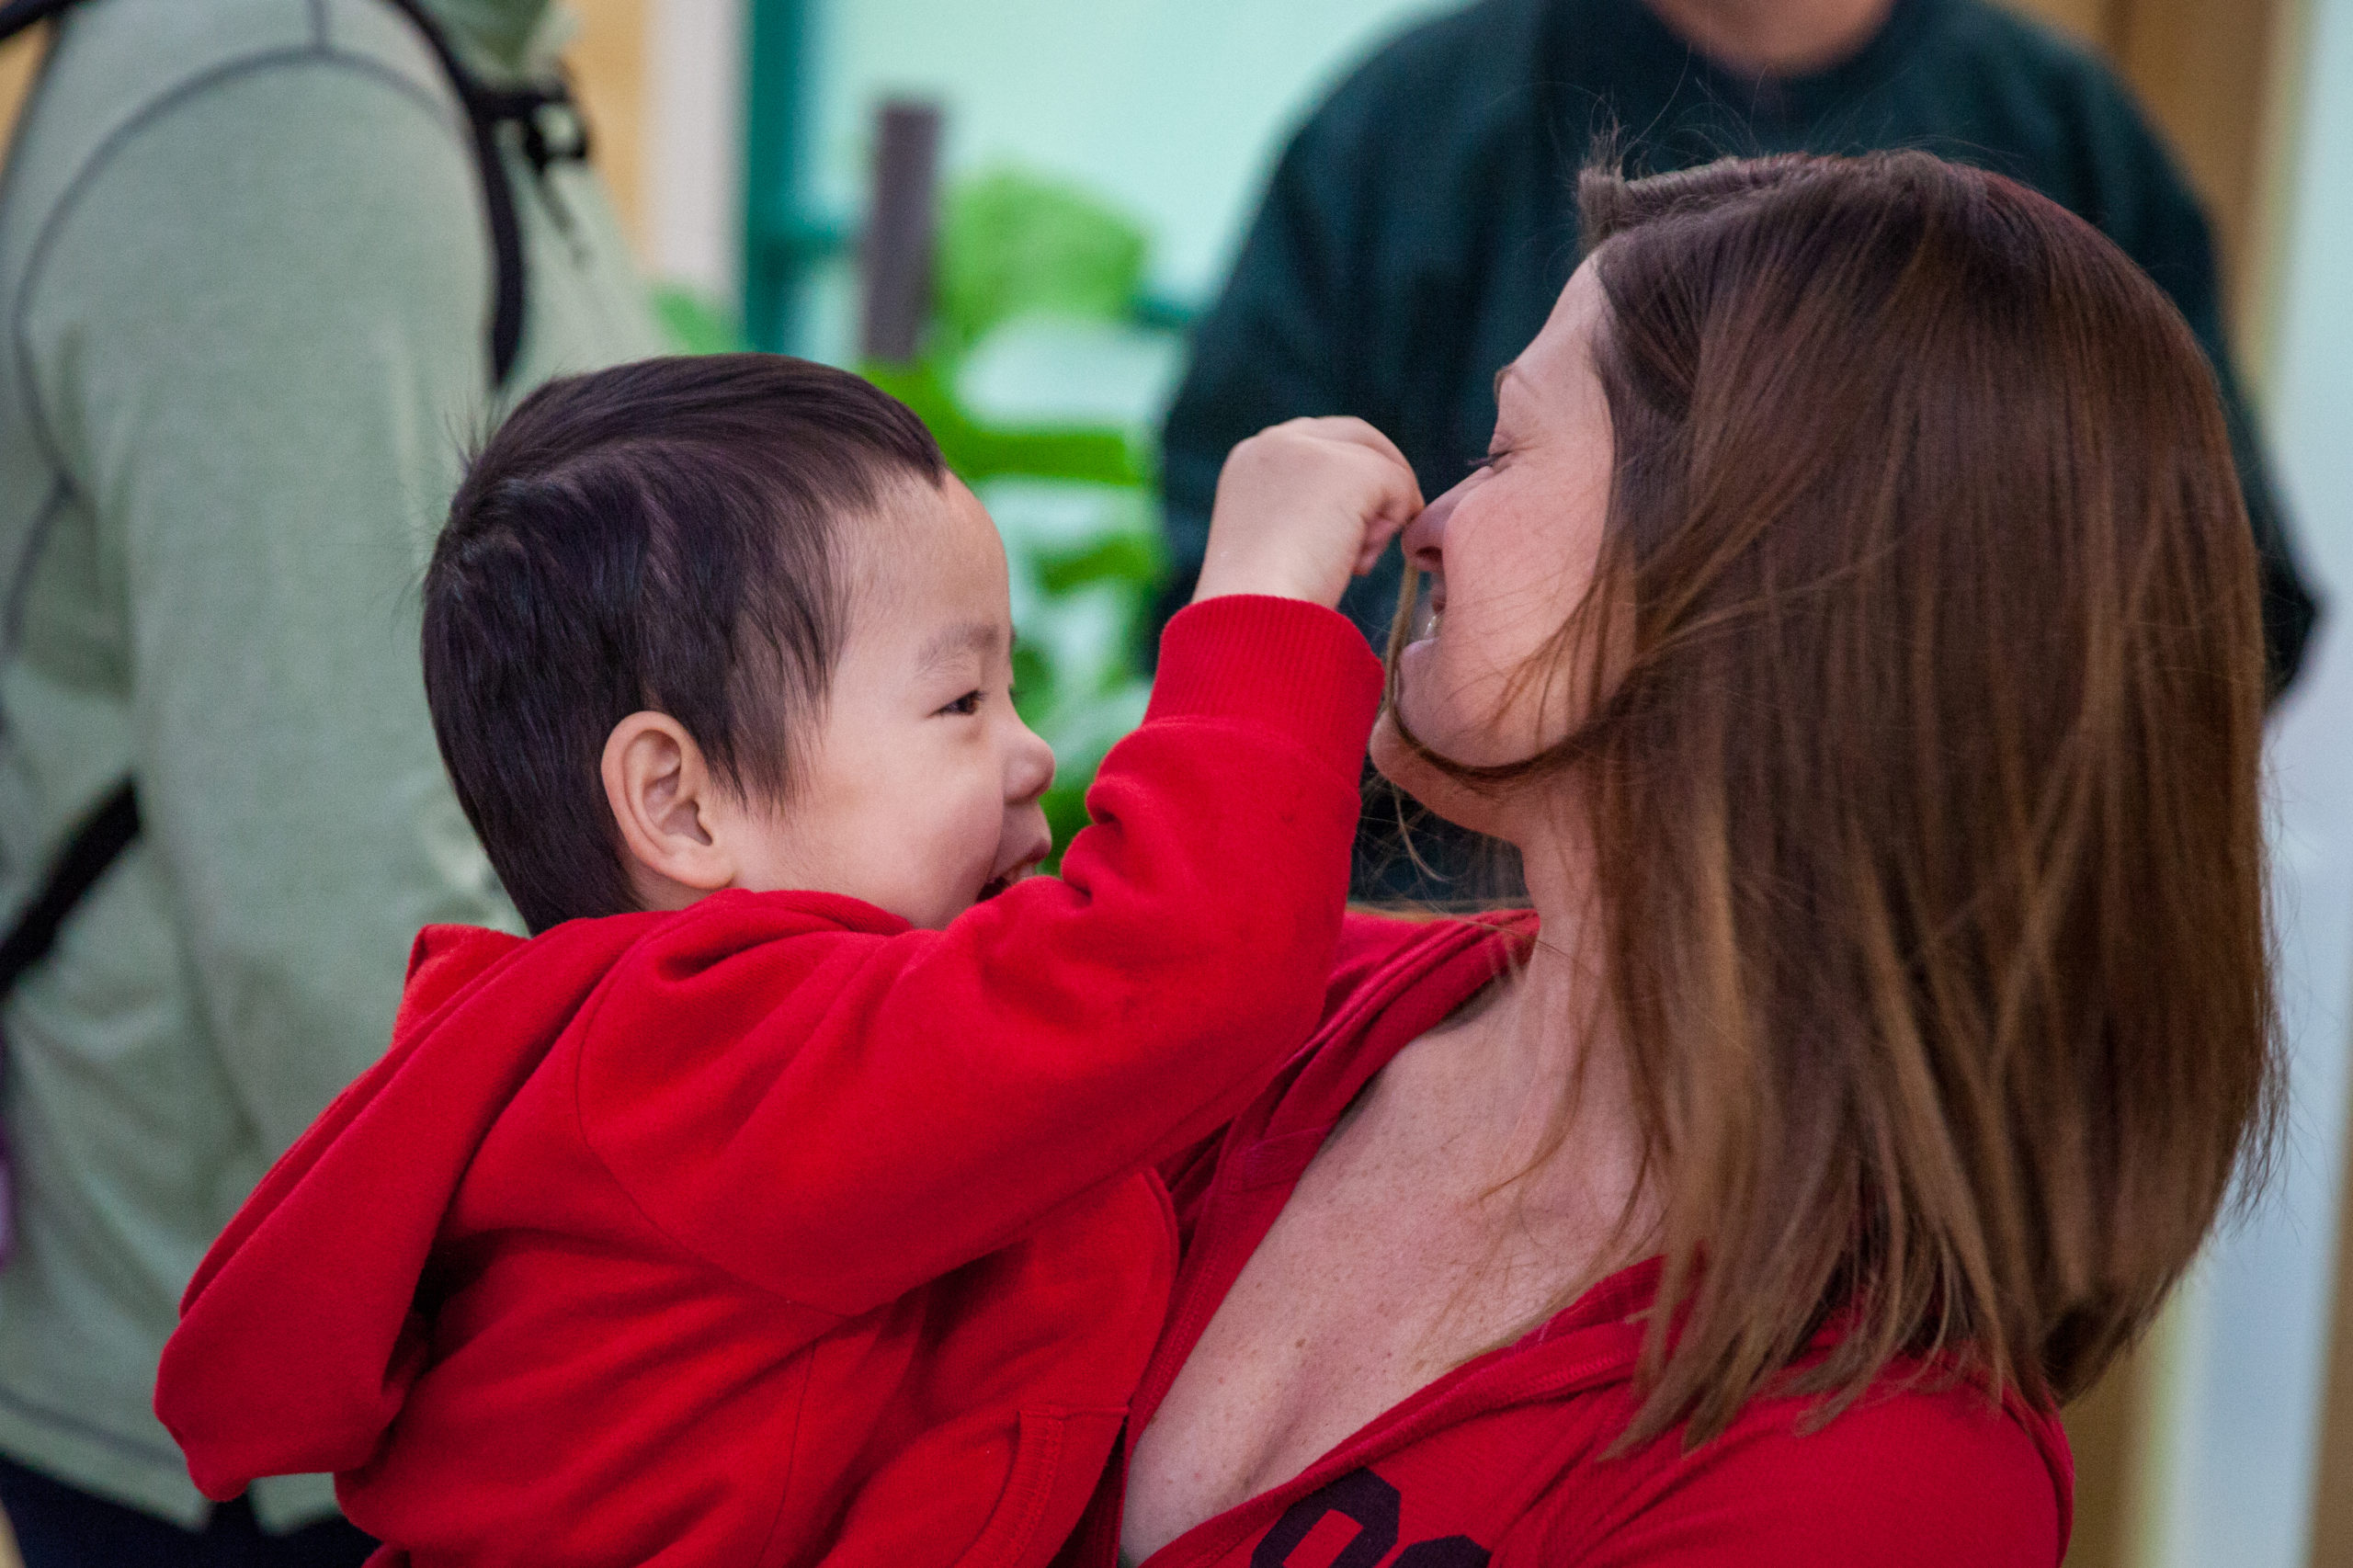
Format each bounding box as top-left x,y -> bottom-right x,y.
155,915 -> 656,1498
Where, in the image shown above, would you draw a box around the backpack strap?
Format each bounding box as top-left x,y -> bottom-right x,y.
0,0 -> 587,992
375,0 -> 592,387
0,779 -> 136,998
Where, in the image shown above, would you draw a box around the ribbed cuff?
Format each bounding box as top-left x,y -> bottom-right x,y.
1147,597 -> 1384,768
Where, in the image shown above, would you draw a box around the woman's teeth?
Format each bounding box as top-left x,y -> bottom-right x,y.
1413,590 -> 1443,642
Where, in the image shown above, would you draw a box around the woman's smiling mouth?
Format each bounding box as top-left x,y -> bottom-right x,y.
1411,574 -> 1447,644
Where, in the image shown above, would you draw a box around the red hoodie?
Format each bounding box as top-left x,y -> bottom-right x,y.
1062,913 -> 2075,1568
154,597 -> 1381,1568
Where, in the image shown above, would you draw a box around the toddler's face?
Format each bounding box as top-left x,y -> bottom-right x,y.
729,475 -> 1056,929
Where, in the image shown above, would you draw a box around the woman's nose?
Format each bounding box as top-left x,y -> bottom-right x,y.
1401,481 -> 1462,575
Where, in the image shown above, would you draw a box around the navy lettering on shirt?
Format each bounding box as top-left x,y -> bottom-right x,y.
1251,1469 -> 1491,1568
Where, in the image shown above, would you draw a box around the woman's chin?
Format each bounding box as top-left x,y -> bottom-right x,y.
1393,631 -> 1438,682
1370,710 -> 1512,840
1369,708 -> 1414,782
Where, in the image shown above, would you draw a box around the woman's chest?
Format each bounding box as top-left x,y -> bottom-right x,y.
1124,1142 -> 1585,1559
1118,1223 -> 1643,1568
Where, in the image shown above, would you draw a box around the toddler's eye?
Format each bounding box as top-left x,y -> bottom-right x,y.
938,690 -> 984,717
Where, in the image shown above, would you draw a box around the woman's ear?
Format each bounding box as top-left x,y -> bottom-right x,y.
601,711 -> 737,907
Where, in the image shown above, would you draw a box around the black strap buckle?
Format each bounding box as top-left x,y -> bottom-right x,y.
475,81 -> 593,178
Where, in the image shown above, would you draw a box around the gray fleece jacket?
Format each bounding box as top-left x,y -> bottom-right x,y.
0,0 -> 660,1527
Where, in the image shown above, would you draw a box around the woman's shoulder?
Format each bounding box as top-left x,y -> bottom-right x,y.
1526,1374 -> 2070,1567
1160,910 -> 1532,1226
1274,909 -> 1529,1095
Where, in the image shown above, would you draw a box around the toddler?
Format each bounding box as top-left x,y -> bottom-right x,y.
154,354 -> 1419,1568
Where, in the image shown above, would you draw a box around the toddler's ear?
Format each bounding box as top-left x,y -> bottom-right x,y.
601,712 -> 736,909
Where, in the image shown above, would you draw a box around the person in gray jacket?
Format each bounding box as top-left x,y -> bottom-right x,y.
0,0 -> 661,1560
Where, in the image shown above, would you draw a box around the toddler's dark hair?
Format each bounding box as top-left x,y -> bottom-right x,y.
423,353 -> 946,933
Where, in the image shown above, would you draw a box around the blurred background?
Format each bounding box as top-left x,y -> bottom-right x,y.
2,0 -> 2349,1563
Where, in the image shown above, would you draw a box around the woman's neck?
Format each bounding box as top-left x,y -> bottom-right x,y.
1495,834 -> 1618,1143
1506,824 -> 1657,1233
1361,825 -> 1651,1247
1640,0 -> 1897,77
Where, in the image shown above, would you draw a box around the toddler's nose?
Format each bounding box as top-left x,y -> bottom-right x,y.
1008,721 -> 1055,804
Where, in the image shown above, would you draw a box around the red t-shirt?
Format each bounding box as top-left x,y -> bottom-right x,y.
1063,914 -> 2074,1568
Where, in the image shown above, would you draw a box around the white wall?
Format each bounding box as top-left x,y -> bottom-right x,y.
2144,2 -> 2353,1563
806,0 -> 1451,306
645,0 -> 745,299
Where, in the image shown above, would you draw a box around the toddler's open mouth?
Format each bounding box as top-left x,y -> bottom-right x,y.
977,856 -> 1047,903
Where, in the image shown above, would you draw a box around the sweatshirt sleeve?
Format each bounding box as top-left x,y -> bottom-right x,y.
576,595 -> 1382,1318
17,61 -> 520,1154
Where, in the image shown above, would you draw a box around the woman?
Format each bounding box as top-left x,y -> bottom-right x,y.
1096,153 -> 2276,1564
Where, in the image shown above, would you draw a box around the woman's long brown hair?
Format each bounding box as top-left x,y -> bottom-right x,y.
1386,152 -> 2279,1447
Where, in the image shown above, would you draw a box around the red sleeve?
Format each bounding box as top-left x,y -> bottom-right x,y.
575,596 -> 1383,1318
1540,1388 -> 2070,1568
1155,909 -> 1439,1237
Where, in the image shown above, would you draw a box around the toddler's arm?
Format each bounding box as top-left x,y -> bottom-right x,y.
576,423 -> 1419,1318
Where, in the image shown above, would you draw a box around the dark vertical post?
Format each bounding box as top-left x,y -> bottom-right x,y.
858,98 -> 943,364
741,0 -> 812,352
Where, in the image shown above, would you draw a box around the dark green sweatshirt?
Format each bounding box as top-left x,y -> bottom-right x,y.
1160,0 -> 2318,690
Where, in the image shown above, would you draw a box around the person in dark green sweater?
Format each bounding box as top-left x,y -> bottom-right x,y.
1159,0 -> 2318,896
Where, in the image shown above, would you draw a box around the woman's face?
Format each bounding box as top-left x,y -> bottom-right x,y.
1370,261 -> 1617,838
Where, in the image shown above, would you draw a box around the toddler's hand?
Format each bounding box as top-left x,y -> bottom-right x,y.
1193,417 -> 1424,608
